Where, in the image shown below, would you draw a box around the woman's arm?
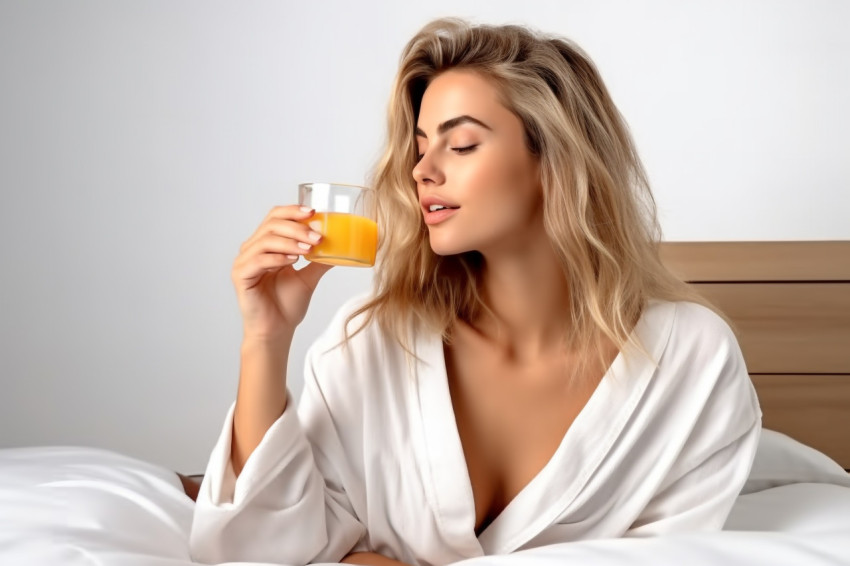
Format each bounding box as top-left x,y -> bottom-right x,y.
231,334 -> 291,476
190,318 -> 369,565
342,552 -> 411,565
627,305 -> 763,535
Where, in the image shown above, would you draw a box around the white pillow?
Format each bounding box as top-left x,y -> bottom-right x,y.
0,446 -> 194,565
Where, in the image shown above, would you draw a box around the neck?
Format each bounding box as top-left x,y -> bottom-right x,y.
472,240 -> 571,360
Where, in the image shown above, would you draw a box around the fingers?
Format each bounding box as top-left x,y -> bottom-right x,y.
261,204 -> 314,226
240,206 -> 322,255
232,205 -> 324,287
239,228 -> 319,259
231,249 -> 299,288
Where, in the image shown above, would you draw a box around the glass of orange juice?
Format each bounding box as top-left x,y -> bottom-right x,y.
297,183 -> 378,267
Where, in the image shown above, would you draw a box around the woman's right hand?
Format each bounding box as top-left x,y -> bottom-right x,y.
231,205 -> 333,342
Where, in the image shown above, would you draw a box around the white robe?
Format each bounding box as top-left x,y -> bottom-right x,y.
190,298 -> 762,565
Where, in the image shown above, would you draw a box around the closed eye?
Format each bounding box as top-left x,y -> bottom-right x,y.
451,144 -> 478,154
416,144 -> 478,162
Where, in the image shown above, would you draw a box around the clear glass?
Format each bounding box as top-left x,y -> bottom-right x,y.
297,183 -> 378,267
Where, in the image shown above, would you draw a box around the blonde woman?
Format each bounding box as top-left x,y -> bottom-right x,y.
190,18 -> 761,566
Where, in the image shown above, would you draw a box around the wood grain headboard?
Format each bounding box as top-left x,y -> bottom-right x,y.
660,241 -> 850,470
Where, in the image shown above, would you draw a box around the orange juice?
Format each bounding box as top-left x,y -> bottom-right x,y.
303,212 -> 378,267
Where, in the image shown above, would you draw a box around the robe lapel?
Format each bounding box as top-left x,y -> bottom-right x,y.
414,329 -> 484,557
412,301 -> 676,557
477,300 -> 676,554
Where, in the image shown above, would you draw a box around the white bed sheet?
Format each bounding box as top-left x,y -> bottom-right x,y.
0,431 -> 848,566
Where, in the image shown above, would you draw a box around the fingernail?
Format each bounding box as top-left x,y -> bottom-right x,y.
300,206 -> 313,213
298,242 -> 312,250
307,231 -> 322,242
286,254 -> 298,260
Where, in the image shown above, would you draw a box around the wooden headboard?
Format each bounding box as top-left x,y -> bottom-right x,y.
660,241 -> 850,470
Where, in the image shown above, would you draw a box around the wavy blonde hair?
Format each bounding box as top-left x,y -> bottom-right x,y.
347,17 -> 715,374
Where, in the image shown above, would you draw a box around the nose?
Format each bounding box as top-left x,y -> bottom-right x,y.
412,149 -> 444,186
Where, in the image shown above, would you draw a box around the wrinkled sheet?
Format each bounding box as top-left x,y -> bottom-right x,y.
0,442 -> 848,566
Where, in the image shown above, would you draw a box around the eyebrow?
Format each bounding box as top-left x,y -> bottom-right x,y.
414,115 -> 492,138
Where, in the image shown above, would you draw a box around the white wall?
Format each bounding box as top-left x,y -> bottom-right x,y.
1,0 -> 848,472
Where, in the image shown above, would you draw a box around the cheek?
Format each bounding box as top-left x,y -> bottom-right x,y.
461,146 -> 534,193
470,149 -> 540,216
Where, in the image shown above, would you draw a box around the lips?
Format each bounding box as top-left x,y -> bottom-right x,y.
420,196 -> 460,226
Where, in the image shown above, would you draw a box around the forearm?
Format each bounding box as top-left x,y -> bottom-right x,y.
231,333 -> 293,476
342,552 -> 412,566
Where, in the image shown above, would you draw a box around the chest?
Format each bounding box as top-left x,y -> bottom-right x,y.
443,341 -> 605,535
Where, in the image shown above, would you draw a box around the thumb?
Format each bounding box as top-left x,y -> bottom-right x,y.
296,260 -> 334,291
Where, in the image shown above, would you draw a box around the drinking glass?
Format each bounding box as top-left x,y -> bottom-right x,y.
297,183 -> 378,267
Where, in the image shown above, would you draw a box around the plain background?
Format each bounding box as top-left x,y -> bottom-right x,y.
1,0 -> 848,473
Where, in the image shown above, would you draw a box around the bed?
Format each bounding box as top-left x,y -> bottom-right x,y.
1,240 -> 849,565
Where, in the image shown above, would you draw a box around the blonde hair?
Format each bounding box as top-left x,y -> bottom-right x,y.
347,17 -> 716,375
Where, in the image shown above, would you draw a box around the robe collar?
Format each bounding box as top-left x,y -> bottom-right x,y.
413,300 -> 676,555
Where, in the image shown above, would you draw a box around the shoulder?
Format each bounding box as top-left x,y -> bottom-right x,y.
633,299 -> 751,405
669,300 -> 736,339
629,300 -> 739,373
646,300 -> 759,417
663,300 -> 741,363
639,300 -> 738,358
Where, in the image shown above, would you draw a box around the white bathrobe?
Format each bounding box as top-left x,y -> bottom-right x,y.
190,297 -> 762,565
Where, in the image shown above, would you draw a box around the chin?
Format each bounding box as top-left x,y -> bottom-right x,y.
428,243 -> 461,257
427,232 -> 476,257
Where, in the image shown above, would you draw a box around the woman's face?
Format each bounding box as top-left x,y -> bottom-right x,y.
413,69 -> 543,257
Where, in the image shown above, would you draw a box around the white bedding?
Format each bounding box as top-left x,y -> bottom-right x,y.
1,431 -> 849,566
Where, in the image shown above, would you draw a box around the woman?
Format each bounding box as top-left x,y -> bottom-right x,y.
190,18 -> 761,566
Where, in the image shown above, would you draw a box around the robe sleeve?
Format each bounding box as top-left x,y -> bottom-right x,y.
625,311 -> 763,536
188,338 -> 368,565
